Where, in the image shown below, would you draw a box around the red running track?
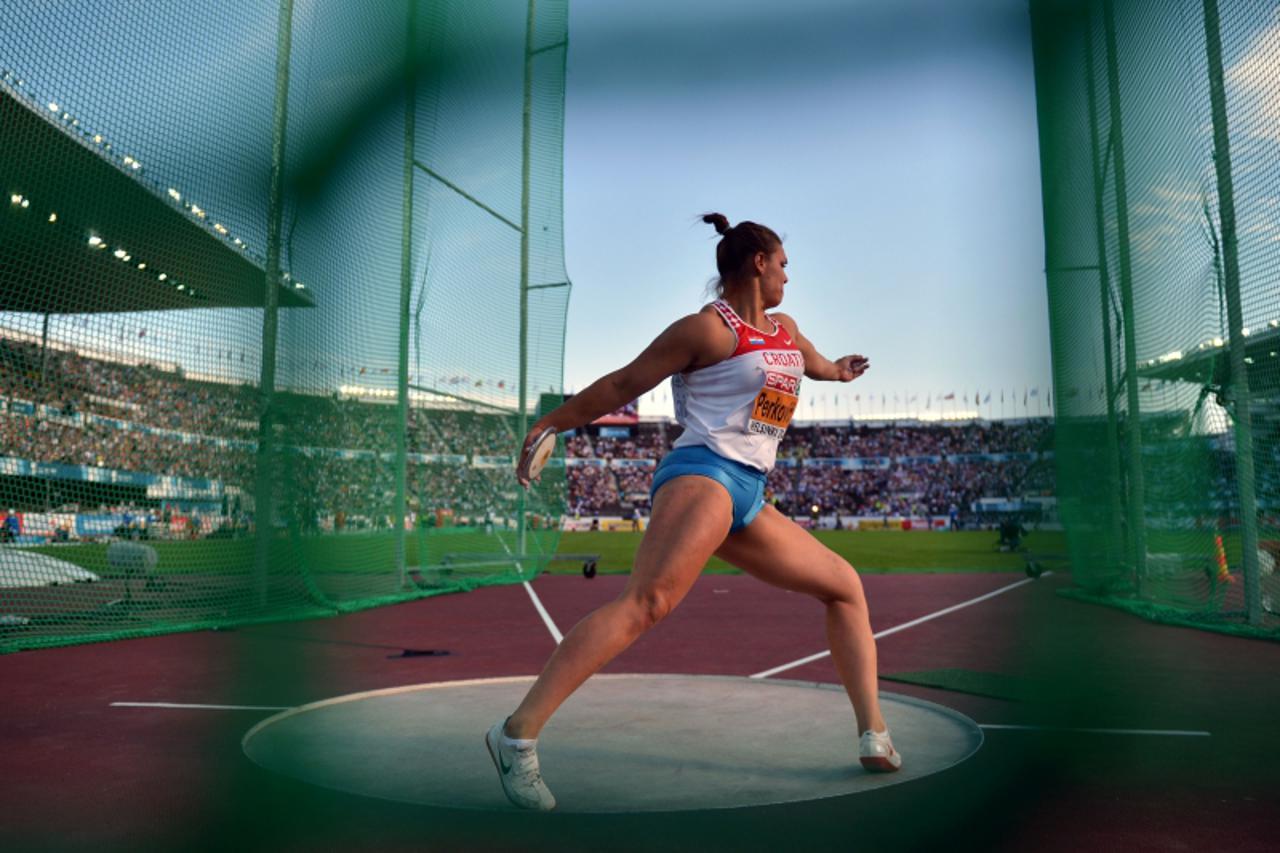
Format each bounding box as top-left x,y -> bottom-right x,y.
2,570 -> 1278,851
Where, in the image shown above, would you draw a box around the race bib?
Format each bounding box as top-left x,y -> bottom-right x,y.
748,371 -> 799,439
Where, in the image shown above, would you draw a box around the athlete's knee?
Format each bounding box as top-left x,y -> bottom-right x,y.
622,586 -> 677,631
818,557 -> 867,609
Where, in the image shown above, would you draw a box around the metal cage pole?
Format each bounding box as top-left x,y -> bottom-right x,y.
516,0 -> 536,561
1202,0 -> 1262,624
1084,7 -> 1126,575
254,0 -> 295,605
1101,0 -> 1147,584
396,0 -> 418,588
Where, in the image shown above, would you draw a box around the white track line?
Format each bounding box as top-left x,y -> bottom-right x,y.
522,580 -> 564,644
496,537 -> 564,645
110,701 -> 1212,741
750,572 -> 1051,679
979,724 -> 1210,737
110,702 -> 292,711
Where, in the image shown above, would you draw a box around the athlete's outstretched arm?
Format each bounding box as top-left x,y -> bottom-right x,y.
773,313 -> 869,383
522,311 -> 732,443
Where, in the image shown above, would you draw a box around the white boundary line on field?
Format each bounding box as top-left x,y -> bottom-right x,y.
523,580 -> 564,644
495,536 -> 565,645
107,696 -> 1211,740
979,724 -> 1210,737
496,537 -> 563,645
749,572 -> 1051,680
110,702 -> 293,711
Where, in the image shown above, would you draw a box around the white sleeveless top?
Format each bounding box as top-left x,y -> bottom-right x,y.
671,300 -> 806,473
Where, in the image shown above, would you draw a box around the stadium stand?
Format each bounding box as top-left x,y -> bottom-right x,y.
564,419 -> 1057,527
2,336 -> 1063,535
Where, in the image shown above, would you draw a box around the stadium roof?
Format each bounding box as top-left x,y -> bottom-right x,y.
1138,321 -> 1280,397
0,83 -> 313,314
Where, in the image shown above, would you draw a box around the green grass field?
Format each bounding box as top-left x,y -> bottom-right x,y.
550,529 -> 1067,574
27,529 -> 1066,577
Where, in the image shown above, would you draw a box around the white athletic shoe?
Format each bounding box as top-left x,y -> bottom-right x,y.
859,729 -> 903,772
485,720 -> 556,811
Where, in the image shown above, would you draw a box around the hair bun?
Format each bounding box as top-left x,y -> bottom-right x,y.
701,212 -> 731,236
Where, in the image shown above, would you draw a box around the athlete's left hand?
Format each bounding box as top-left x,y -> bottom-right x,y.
834,355 -> 869,382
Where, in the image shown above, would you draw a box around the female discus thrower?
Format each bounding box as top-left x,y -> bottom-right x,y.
486,213 -> 901,810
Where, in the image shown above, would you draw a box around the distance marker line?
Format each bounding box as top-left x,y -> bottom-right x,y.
495,536 -> 565,645
523,580 -> 564,644
750,573 -> 1051,679
111,702 -> 292,711
979,724 -> 1210,737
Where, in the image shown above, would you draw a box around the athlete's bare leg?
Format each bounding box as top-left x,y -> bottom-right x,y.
715,504 -> 886,734
504,476 -> 733,739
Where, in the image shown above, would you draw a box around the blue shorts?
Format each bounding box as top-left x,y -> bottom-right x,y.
649,445 -> 767,532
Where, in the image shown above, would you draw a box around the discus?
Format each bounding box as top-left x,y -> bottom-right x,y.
517,427 -> 557,487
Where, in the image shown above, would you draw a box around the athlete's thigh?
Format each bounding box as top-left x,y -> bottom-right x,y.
715,504 -> 857,601
623,475 -> 734,603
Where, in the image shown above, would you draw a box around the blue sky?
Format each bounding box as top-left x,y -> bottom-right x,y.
3,0 -> 1052,422
560,0 -> 1053,420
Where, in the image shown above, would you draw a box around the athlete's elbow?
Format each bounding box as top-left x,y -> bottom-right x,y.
609,370 -> 649,401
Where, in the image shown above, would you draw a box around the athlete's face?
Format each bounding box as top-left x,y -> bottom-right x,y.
757,248 -> 788,308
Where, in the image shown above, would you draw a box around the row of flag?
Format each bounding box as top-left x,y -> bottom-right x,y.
641,388 -> 1054,408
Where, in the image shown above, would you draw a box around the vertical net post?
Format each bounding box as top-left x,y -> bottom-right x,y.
254,0 -> 296,606
1201,0 -> 1262,625
395,0 -> 418,589
1083,8 -> 1126,573
516,0 -> 537,562
1100,0 -> 1147,585
39,313 -> 49,386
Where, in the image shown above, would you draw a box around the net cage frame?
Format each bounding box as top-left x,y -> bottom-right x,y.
0,0 -> 572,652
1030,0 -> 1279,635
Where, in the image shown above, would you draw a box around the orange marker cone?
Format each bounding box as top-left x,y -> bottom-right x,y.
1214,534 -> 1234,583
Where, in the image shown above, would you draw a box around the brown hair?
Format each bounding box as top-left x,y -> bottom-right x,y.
701,213 -> 782,297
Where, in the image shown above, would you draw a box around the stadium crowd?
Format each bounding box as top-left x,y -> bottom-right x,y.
2,337 -> 1058,531
563,422 -> 1053,518
1,338 -> 259,438
786,421 -> 1051,459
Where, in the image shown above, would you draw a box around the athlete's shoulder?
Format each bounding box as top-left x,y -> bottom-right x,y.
771,312 -> 801,338
768,312 -> 798,343
658,309 -> 736,349
661,306 -> 738,368
680,306 -> 734,333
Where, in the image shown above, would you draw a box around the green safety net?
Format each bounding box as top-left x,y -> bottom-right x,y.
0,0 -> 570,653
1030,0 -> 1279,637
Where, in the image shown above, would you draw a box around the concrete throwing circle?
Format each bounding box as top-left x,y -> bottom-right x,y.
242,674 -> 982,813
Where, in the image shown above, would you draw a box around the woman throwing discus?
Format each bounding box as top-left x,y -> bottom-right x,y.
485,213 -> 900,811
